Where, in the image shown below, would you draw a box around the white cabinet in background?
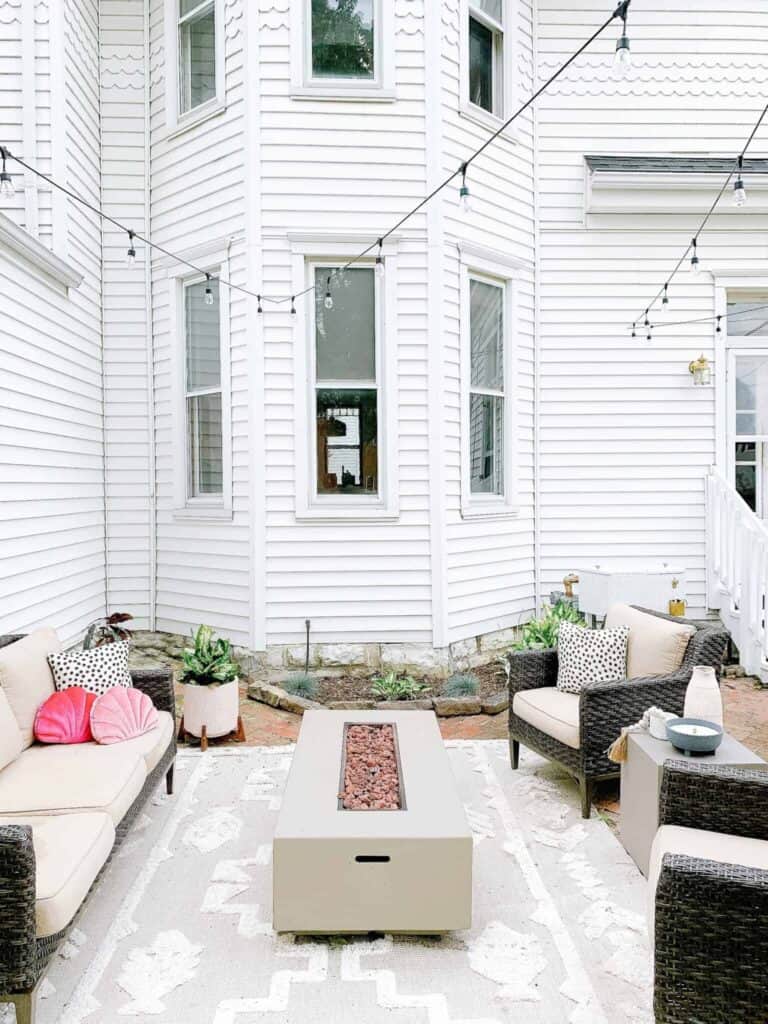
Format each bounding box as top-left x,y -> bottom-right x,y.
576,564 -> 687,620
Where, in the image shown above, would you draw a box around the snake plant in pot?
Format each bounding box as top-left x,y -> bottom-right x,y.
181,625 -> 241,742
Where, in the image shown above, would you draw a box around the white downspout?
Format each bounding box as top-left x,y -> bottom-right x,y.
144,0 -> 157,630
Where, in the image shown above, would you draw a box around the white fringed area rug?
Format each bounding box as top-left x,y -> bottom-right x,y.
29,741 -> 653,1024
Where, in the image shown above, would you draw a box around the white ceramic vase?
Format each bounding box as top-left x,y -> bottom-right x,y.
183,678 -> 239,739
683,665 -> 723,726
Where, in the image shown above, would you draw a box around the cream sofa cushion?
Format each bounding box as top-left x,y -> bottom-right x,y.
85,710 -> 173,774
512,688 -> 580,749
0,743 -> 146,825
0,628 -> 61,748
647,824 -> 768,935
0,812 -> 115,937
604,603 -> 695,679
0,689 -> 23,770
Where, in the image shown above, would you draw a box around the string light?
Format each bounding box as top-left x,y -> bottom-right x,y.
0,147 -> 13,198
324,276 -> 334,310
257,295 -> 263,314
644,310 -> 650,330
733,155 -> 747,207
613,0 -> 631,78
459,164 -> 472,214
716,315 -> 722,333
690,237 -> 701,276
631,322 -> 637,338
662,283 -> 669,305
290,296 -> 296,316
375,239 -> 385,279
204,273 -> 214,305
126,230 -> 136,266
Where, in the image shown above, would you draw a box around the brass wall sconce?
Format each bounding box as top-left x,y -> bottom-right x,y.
688,354 -> 712,386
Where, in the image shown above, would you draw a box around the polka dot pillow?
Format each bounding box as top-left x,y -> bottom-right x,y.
47,640 -> 132,697
556,620 -> 629,695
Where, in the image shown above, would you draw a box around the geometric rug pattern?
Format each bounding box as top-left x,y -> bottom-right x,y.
27,740 -> 653,1023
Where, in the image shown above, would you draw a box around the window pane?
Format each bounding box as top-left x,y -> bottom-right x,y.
736,441 -> 756,463
470,279 -> 504,390
735,461 -> 757,511
727,300 -> 768,336
186,279 -> 220,391
315,268 -> 375,381
179,4 -> 216,113
311,0 -> 374,80
735,356 -> 768,434
469,394 -> 503,494
316,388 -> 377,495
469,17 -> 493,113
473,0 -> 502,22
180,0 -> 205,15
188,392 -> 222,495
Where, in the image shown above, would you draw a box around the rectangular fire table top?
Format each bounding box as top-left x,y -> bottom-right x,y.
275,710 -> 471,841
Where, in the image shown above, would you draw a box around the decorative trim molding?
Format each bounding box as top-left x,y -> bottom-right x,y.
537,58 -> 768,98
0,211 -> 82,289
586,167 -> 768,215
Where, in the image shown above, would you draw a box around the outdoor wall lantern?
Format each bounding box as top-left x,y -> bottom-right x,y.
688,354 -> 712,386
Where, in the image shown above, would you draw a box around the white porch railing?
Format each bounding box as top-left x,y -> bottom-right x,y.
706,468 -> 768,680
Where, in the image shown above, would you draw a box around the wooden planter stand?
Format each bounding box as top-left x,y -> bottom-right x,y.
177,715 -> 246,752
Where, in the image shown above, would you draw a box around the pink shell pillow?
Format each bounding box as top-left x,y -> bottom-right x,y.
90,686 -> 158,745
34,687 -> 97,744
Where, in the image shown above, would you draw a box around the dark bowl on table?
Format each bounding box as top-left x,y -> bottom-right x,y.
666,717 -> 723,756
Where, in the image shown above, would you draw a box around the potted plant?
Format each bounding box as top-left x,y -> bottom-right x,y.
180,625 -> 241,748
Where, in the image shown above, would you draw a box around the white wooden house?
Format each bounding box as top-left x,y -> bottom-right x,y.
2,0 -> 768,674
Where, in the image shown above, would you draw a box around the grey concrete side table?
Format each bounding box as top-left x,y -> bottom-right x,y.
620,730 -> 765,876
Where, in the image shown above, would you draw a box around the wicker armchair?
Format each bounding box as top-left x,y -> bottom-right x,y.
506,608 -> 728,817
653,761 -> 768,1024
0,634 -> 176,1024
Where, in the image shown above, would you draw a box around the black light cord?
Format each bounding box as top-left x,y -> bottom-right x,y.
631,98 -> 768,330
0,2 -> 624,311
645,301 -> 768,334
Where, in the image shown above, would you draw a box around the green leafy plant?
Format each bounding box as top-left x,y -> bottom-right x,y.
511,600 -> 585,652
371,671 -> 430,702
283,673 -> 318,699
181,625 -> 240,686
443,673 -> 479,698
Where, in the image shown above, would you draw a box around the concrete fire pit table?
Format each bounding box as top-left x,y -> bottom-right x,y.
273,710 -> 472,934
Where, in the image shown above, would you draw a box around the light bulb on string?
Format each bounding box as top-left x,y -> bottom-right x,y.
662,283 -> 669,305
690,238 -> 701,277
733,155 -> 747,207
324,276 -> 334,310
643,310 -> 650,330
126,230 -> 136,266
375,238 -> 385,279
204,273 -> 214,306
459,164 -> 472,214
0,147 -> 13,199
290,296 -> 296,316
716,315 -> 722,334
613,1 -> 631,78
257,295 -> 263,314
631,323 -> 637,338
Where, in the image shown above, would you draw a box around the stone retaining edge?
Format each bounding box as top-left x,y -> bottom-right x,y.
247,681 -> 509,717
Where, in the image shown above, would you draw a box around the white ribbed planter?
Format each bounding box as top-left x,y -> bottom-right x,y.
182,679 -> 240,740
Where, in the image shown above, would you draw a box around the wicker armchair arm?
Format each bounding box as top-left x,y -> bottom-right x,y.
130,667 -> 176,720
579,671 -> 689,762
0,634 -> 24,650
0,825 -> 38,990
660,761 -> 768,841
506,647 -> 558,695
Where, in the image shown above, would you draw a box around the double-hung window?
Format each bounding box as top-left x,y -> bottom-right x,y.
178,0 -> 217,116
312,266 -> 379,499
184,277 -> 223,499
468,0 -> 504,117
310,0 -> 376,81
468,276 -> 505,496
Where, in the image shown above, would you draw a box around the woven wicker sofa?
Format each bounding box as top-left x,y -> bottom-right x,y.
507,607 -> 728,817
0,632 -> 176,1024
652,761 -> 768,1024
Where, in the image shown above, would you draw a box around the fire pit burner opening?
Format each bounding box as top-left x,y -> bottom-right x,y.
339,723 -> 405,811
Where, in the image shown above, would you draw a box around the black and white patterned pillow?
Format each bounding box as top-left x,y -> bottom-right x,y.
556,621 -> 629,694
48,641 -> 132,696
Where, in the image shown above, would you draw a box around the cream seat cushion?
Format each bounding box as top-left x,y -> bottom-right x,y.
0,689 -> 23,770
83,710 -> 174,773
0,812 -> 115,937
647,824 -> 768,935
0,743 -> 146,825
512,688 -> 580,749
604,603 -> 695,679
0,628 -> 61,748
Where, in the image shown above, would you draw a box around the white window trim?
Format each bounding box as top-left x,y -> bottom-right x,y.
460,250 -> 519,519
289,0 -> 395,101
169,248 -> 233,520
164,0 -> 226,137
460,0 -> 517,136
290,235 -> 399,521
0,212 -> 82,292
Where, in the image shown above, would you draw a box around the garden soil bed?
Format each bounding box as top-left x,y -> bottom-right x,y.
316,660 -> 506,705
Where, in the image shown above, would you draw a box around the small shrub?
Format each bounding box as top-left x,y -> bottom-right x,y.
443,673 -> 479,698
283,673 -> 318,699
371,671 -> 430,702
511,600 -> 585,652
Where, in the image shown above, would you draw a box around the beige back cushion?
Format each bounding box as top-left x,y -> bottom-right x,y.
603,604 -> 695,679
0,690 -> 23,769
0,629 -> 61,748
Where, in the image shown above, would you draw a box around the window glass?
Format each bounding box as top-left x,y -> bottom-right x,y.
316,389 -> 377,494
475,0 -> 502,21
180,0 -> 203,15
727,301 -> 768,336
470,279 -> 503,389
315,268 -> 375,381
469,17 -> 493,113
735,356 -> 768,435
469,394 -> 504,495
311,0 -> 375,80
179,2 -> 216,113
186,279 -> 221,391
187,392 -> 223,494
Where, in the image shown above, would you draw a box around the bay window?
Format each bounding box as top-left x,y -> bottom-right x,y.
468,0 -> 504,117
184,277 -> 223,498
178,0 -> 217,115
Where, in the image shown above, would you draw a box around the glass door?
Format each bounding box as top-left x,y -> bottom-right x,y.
726,298 -> 768,517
